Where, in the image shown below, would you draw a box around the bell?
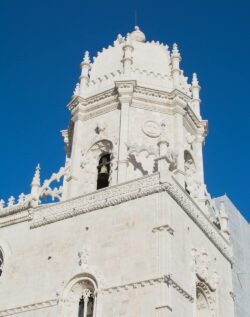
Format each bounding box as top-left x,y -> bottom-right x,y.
100,164 -> 108,174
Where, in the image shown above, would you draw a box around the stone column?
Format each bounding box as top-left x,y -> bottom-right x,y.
115,81 -> 135,184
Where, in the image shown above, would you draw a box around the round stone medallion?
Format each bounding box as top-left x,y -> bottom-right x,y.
142,121 -> 161,138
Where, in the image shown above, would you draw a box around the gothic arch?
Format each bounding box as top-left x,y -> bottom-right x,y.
60,274 -> 98,317
196,280 -> 216,317
81,139 -> 115,193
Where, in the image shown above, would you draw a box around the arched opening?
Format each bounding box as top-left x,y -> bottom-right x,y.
0,249 -> 3,276
196,287 -> 210,317
97,153 -> 111,190
77,286 -> 95,317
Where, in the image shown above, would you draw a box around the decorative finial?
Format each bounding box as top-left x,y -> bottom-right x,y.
130,25 -> 146,42
114,34 -> 124,46
18,193 -> 26,204
73,83 -> 80,96
172,43 -> 180,56
8,196 -> 15,207
192,73 -> 199,86
32,164 -> 41,187
83,51 -> 90,64
0,199 -> 5,209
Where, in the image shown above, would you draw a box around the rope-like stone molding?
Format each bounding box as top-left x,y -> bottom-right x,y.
152,224 -> 174,235
30,173 -> 232,262
0,210 -> 31,228
0,299 -> 58,316
31,173 -> 161,229
162,181 -> 232,263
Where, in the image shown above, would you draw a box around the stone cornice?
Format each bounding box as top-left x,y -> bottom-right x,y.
100,274 -> 193,303
29,173 -> 232,263
0,299 -> 58,316
31,173 -> 161,229
0,209 -> 31,228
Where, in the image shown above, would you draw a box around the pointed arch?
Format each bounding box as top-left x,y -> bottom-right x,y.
196,280 -> 216,317
81,139 -> 114,193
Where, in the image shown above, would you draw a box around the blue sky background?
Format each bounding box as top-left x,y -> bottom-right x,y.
0,0 -> 249,221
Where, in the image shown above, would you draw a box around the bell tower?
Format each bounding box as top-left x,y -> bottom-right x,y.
0,26 -> 234,317
61,26 -> 208,211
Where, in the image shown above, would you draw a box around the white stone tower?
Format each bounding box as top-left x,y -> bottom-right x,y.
0,27 -> 234,317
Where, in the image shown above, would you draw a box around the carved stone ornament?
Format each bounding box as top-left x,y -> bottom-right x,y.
192,248 -> 219,292
142,120 -> 161,138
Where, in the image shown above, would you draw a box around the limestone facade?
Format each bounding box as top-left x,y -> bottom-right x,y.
0,27 -> 235,316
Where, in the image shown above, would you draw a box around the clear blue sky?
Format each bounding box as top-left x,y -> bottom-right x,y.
0,0 -> 249,221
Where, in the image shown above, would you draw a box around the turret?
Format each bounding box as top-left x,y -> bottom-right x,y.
122,34 -> 134,75
79,51 -> 91,95
171,43 -> 181,89
191,73 -> 201,118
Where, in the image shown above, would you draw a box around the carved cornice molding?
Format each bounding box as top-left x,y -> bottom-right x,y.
0,299 -> 58,316
164,178 -> 232,262
68,88 -> 116,112
100,276 -> 165,294
164,274 -> 194,303
100,274 -> 193,303
31,173 -> 161,229
0,209 -> 31,228
30,173 -> 232,263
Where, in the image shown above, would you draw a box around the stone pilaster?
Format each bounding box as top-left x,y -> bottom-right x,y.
115,81 -> 136,183
66,106 -> 85,198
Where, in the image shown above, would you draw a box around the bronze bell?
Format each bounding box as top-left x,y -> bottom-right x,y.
99,164 -> 108,175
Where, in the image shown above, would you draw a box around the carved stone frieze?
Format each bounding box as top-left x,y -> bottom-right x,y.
0,299 -> 58,316
100,274 -> 193,303
30,173 -> 232,263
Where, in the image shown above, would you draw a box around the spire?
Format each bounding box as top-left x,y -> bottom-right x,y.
30,164 -> 41,207
192,73 -> 199,86
172,43 -> 180,56
31,164 -> 41,188
79,51 -> 91,95
73,83 -> 80,97
171,43 -> 181,89
191,73 -> 201,118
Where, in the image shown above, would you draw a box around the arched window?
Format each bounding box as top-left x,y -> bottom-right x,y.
97,153 -> 111,190
61,276 -> 97,317
0,249 -> 3,276
76,281 -> 95,317
196,287 -> 210,317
